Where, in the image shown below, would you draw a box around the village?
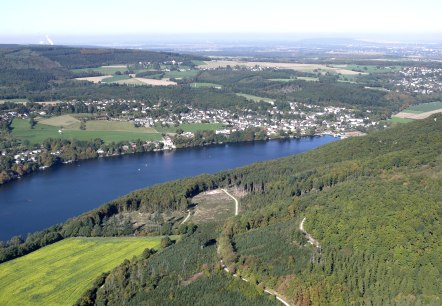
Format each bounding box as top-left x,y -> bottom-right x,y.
395,66 -> 442,94
2,97 -> 376,167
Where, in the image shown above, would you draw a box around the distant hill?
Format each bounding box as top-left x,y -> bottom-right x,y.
0,45 -> 206,99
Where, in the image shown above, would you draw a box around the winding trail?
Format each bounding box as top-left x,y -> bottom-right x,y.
221,189 -> 239,216
218,189 -> 291,305
181,210 -> 191,224
299,217 -> 320,249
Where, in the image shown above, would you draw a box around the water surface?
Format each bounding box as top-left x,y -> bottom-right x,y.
0,136 -> 337,241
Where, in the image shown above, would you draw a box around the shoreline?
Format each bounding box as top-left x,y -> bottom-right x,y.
0,134 -> 337,189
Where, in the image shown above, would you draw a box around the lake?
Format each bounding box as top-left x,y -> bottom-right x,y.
0,136 -> 337,241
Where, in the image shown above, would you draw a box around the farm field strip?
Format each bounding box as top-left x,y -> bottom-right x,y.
236,93 -> 274,104
11,118 -> 162,144
74,75 -> 113,83
0,237 -> 163,306
198,60 -> 363,75
393,101 -> 442,120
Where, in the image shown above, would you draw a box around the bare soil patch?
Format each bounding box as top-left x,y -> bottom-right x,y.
135,78 -> 177,86
75,75 -> 113,83
190,189 -> 235,223
394,109 -> 442,119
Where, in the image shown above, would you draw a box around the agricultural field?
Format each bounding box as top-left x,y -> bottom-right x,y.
388,117 -> 415,123
155,122 -> 225,133
11,118 -> 162,144
72,65 -> 129,75
198,60 -> 362,75
190,82 -> 223,89
189,189 -> 236,224
100,74 -> 131,83
236,93 -> 274,104
0,237 -> 163,306
0,98 -> 29,104
74,75 -> 112,83
85,120 -> 157,133
135,78 -> 177,86
402,101 -> 442,113
269,77 -> 318,82
164,70 -> 199,79
39,114 -> 81,129
332,64 -> 402,74
391,102 -> 442,121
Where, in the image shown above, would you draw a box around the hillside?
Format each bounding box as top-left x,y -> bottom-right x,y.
1,114 -> 441,305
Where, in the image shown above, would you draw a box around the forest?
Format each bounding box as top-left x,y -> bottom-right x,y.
1,114 -> 440,305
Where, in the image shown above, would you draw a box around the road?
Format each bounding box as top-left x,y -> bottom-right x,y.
299,217 -> 320,249
221,189 -> 239,216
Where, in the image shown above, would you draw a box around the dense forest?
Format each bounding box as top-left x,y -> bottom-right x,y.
1,114 -> 440,305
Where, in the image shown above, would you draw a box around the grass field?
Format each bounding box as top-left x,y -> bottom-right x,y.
11,118 -> 162,144
72,65 -> 129,75
389,117 -> 415,123
190,82 -> 223,89
236,93 -> 274,104
0,237 -> 163,306
191,60 -> 206,66
155,122 -> 224,133
402,101 -> 442,113
332,64 -> 401,74
86,120 -> 157,133
39,115 -> 81,129
101,74 -> 131,83
164,70 -> 199,78
0,98 -> 29,104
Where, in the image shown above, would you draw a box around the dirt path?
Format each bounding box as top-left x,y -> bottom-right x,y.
217,189 -> 291,305
221,189 -> 238,216
299,217 -> 320,249
181,210 -> 191,224
219,259 -> 291,305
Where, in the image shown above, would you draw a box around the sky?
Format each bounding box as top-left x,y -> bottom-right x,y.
2,0 -> 442,43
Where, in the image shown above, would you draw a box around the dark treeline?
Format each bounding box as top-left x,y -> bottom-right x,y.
31,46 -> 207,69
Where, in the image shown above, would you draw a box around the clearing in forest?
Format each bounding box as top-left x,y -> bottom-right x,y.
190,189 -> 237,223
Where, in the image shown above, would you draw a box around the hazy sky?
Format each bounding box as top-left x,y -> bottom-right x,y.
2,0 -> 442,38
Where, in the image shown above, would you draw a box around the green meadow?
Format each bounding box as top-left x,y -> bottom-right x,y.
11,117 -> 162,144
402,101 -> 442,113
155,122 -> 225,133
236,93 -> 274,104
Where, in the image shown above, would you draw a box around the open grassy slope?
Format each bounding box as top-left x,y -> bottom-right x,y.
0,237 -> 163,306
11,118 -> 162,144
